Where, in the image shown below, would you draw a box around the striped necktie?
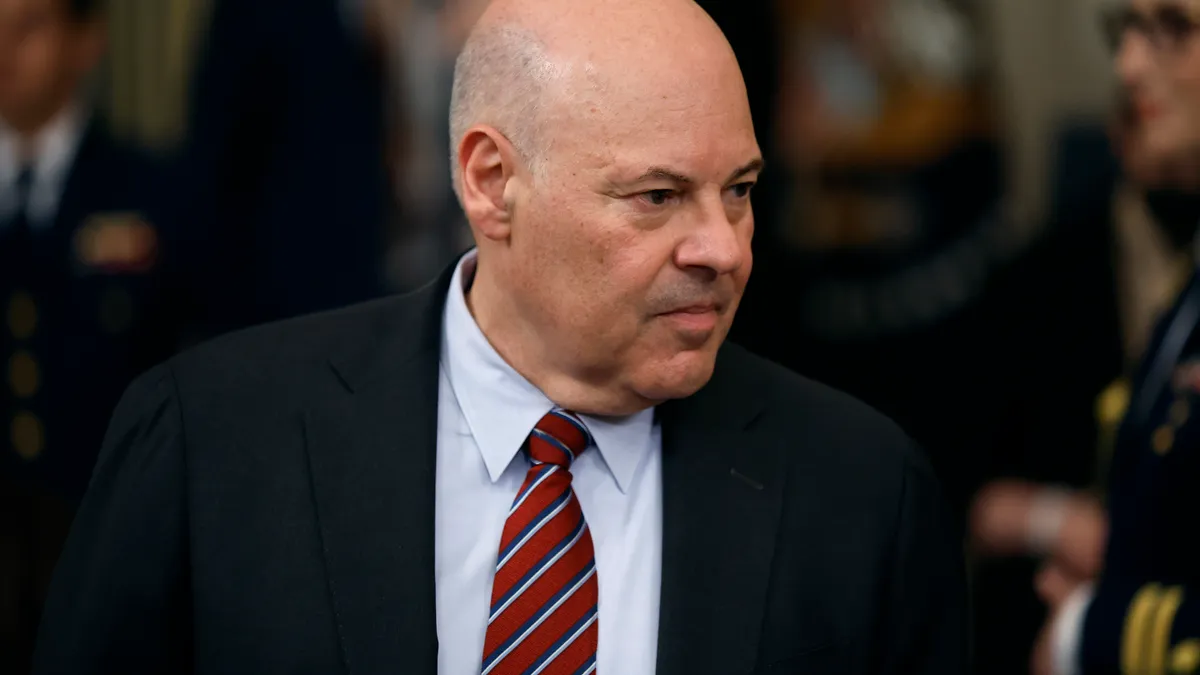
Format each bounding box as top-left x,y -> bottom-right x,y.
481,410 -> 599,675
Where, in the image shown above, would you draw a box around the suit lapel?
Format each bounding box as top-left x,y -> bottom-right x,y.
655,348 -> 784,675
303,270 -> 454,674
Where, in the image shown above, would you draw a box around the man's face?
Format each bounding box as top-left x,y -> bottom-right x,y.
0,0 -> 99,131
1115,0 -> 1200,165
500,62 -> 762,405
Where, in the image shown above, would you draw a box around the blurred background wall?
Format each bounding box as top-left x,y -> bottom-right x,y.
102,0 -> 210,151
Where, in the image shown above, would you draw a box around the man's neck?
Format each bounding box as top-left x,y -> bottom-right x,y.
465,260 -> 656,417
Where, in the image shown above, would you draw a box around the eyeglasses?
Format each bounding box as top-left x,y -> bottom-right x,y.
1100,3 -> 1200,54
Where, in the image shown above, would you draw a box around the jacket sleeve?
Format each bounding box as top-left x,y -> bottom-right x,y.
1080,580 -> 1200,675
876,446 -> 972,675
32,365 -> 192,673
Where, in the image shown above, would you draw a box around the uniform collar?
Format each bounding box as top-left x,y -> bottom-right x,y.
0,103 -> 89,226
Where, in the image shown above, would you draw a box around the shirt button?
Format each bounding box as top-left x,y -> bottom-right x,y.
10,411 -> 44,461
1172,639 -> 1200,675
1152,425 -> 1175,456
8,350 -> 40,398
7,291 -> 37,340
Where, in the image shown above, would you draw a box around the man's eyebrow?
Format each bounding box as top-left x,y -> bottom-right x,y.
632,167 -> 695,185
625,159 -> 765,186
725,159 -> 765,184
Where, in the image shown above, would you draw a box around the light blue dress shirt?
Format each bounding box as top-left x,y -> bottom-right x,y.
435,251 -> 663,674
0,104 -> 85,230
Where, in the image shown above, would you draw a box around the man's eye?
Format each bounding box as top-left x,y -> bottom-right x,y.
730,182 -> 755,198
641,189 -> 675,206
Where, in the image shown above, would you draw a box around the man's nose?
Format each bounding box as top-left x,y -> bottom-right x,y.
1116,31 -> 1156,86
673,196 -> 747,277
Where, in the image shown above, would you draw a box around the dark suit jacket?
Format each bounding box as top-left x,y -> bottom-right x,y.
170,0 -> 389,336
33,266 -> 968,674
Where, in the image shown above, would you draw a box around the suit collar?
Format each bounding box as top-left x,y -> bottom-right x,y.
655,345 -> 782,675
306,264 -> 456,674
656,343 -> 768,433
326,261 -> 454,394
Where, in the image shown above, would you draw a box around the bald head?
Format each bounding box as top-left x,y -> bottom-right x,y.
453,0 -> 760,415
448,0 -> 746,197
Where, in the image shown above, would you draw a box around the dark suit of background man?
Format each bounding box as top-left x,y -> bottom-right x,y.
0,0 -> 173,671
170,0 -> 390,338
34,0 -> 968,672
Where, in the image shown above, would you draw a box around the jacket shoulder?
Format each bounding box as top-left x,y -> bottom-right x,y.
167,293 -> 424,400
719,343 -> 927,473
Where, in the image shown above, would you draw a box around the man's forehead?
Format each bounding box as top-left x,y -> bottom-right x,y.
568,127 -> 760,183
544,95 -> 758,182
0,0 -> 58,19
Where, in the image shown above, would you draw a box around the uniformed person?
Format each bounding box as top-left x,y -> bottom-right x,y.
1,0 -> 173,667
1027,1 -> 1200,673
0,0 -> 171,502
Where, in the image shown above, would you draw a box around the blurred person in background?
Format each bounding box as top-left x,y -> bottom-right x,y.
733,0 -> 1008,517
373,0 -> 488,291
0,0 -> 173,670
171,0 -> 393,338
976,1 -> 1200,673
731,1 -> 1125,671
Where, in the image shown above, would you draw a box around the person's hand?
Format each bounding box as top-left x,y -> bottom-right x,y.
970,480 -> 1038,556
1031,562 -> 1095,675
1031,563 -> 1081,675
1035,561 -> 1083,610
1031,616 -> 1056,675
1053,496 -> 1107,580
971,481 -> 1108,576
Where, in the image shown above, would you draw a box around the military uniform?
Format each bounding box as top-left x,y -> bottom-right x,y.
1079,267 -> 1200,674
0,117 -> 174,503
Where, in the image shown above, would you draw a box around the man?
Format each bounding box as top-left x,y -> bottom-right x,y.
0,0 -> 170,498
1022,1 -> 1200,673
34,0 -> 967,672
0,0 -> 170,670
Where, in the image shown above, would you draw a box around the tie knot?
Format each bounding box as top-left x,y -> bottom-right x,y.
15,164 -> 33,189
528,409 -> 591,468
14,164 -> 33,200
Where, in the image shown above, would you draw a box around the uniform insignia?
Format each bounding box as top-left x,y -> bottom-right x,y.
74,212 -> 158,273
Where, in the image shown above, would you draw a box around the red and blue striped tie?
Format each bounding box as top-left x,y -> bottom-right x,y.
481,410 -> 599,675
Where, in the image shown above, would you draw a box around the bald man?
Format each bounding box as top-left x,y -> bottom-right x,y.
32,1 -> 967,673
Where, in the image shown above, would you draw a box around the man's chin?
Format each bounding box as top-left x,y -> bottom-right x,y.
635,352 -> 718,403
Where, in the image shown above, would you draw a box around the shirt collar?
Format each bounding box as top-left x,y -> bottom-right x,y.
0,103 -> 88,224
440,250 -> 654,493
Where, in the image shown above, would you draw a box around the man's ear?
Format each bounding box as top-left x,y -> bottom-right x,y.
457,125 -> 524,242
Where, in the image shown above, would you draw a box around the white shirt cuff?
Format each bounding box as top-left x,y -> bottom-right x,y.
1052,584 -> 1095,675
